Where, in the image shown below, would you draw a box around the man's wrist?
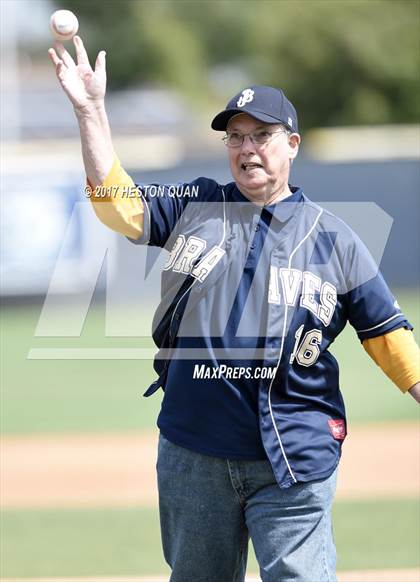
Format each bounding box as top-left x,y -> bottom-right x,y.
74,99 -> 107,119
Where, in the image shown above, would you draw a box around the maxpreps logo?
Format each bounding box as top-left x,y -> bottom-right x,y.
237,88 -> 254,107
193,364 -> 276,380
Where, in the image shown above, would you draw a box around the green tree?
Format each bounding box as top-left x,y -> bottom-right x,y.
59,0 -> 420,127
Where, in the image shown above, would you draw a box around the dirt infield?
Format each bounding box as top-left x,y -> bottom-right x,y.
2,570 -> 420,582
2,422 -> 419,509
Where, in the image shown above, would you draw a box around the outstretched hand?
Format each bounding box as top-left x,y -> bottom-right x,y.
48,35 -> 106,110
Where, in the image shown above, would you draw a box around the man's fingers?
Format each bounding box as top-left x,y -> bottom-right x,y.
48,48 -> 67,80
73,35 -> 91,68
54,41 -> 76,69
94,51 -> 106,75
48,48 -> 62,68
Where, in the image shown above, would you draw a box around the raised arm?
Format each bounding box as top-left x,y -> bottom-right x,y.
48,36 -> 144,239
48,35 -> 112,186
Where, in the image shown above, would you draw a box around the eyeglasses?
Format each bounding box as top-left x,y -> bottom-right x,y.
222,127 -> 290,148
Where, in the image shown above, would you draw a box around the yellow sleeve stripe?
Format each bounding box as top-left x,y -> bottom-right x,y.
87,155 -> 144,240
363,328 -> 420,393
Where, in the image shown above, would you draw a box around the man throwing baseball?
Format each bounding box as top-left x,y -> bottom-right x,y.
49,36 -> 420,582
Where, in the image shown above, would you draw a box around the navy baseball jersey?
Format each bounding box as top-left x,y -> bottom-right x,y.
128,177 -> 412,488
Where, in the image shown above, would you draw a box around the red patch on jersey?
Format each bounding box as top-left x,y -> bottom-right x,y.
328,419 -> 346,440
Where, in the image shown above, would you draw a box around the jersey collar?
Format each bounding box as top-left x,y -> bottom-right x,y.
229,183 -> 303,223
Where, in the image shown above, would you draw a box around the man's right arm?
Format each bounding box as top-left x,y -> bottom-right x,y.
75,100 -> 114,188
85,152 -> 145,240
48,35 -> 144,239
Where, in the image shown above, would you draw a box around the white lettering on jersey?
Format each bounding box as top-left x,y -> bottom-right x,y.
165,235 -> 225,282
300,271 -> 321,316
163,234 -> 185,271
268,266 -> 338,326
192,246 -> 225,282
280,268 -> 302,306
318,281 -> 338,326
237,88 -> 255,107
173,236 -> 206,274
268,265 -> 281,304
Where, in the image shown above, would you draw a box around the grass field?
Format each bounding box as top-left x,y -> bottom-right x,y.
2,499 -> 419,577
1,290 -> 419,577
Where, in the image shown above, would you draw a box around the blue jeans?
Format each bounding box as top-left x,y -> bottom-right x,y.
157,434 -> 338,582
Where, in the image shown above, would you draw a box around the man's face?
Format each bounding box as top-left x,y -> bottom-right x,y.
226,113 -> 300,204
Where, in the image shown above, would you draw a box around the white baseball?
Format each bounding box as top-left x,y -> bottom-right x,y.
50,10 -> 79,41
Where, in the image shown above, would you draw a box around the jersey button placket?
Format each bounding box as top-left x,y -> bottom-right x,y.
249,216 -> 261,252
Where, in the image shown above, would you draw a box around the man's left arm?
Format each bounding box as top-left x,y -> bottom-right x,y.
363,328 -> 420,403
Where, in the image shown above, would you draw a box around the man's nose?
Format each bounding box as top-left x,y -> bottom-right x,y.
240,134 -> 256,153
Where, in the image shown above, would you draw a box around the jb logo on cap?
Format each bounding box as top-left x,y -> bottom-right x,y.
237,89 -> 254,107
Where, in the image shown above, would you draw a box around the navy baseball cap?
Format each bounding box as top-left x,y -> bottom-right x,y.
211,85 -> 298,133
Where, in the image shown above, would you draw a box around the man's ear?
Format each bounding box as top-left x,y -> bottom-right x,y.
289,133 -> 301,160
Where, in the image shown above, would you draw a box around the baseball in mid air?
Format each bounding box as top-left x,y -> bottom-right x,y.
49,10 -> 79,41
